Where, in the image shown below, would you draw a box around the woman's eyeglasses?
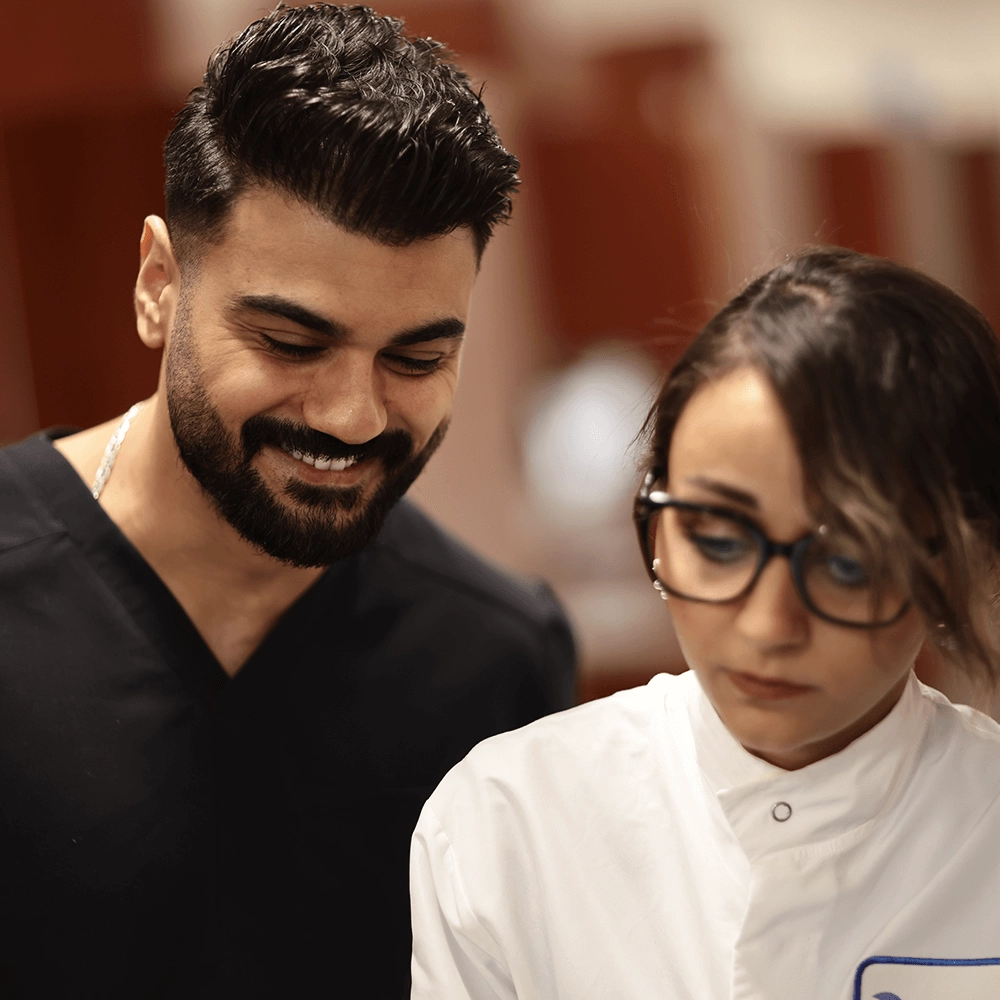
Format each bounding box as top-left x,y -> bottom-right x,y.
633,474 -> 909,629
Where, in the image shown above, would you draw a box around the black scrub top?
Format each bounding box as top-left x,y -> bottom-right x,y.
0,432 -> 575,999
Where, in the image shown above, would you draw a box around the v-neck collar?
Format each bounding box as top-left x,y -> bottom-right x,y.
15,431 -> 349,700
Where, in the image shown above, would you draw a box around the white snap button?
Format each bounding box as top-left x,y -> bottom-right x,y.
771,801 -> 792,822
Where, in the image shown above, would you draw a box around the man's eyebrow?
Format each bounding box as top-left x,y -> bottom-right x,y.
386,317 -> 465,348
684,475 -> 760,510
232,297 -> 464,347
232,294 -> 347,338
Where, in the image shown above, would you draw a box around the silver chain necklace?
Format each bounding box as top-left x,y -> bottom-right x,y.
91,402 -> 143,500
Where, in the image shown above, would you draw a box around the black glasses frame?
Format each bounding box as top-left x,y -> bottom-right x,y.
633,473 -> 909,629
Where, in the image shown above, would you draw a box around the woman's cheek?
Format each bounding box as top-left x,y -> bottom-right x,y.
668,602 -> 720,671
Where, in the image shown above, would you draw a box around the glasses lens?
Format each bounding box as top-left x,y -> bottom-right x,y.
652,506 -> 760,601
801,531 -> 907,625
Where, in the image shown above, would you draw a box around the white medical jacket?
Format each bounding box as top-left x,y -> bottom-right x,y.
410,670 -> 1000,999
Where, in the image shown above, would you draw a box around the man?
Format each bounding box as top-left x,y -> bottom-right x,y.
0,5 -> 574,997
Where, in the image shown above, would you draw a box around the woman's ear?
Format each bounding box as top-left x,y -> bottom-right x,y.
134,216 -> 179,350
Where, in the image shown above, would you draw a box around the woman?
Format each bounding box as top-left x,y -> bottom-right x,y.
409,248 -> 1000,999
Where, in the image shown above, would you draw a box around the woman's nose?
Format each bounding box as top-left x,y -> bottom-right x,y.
734,556 -> 810,649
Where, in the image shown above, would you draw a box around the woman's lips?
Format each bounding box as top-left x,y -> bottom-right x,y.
723,669 -> 816,701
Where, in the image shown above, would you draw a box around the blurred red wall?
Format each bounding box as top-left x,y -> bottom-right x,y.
381,0 -> 510,61
0,0 -> 173,433
816,145 -> 894,258
3,0 -> 997,441
958,147 -> 1000,333
525,42 -> 715,365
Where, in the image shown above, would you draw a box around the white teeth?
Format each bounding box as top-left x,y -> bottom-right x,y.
281,444 -> 358,470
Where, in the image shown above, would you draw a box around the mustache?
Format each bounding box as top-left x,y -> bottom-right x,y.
241,415 -> 415,470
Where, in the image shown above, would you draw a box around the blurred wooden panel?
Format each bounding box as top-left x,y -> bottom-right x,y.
816,145 -> 895,258
526,42 -> 716,362
0,0 -> 164,433
3,104 -> 176,429
378,0 -> 510,62
0,0 -> 153,114
956,147 -> 1000,333
0,137 -> 38,444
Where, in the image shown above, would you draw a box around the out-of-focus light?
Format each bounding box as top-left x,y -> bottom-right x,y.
867,53 -> 933,128
524,347 -> 658,529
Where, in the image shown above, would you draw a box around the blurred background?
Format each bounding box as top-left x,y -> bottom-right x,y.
1,0 -> 998,704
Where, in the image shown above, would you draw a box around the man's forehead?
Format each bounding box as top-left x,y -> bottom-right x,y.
217,187 -> 478,273
182,188 -> 479,332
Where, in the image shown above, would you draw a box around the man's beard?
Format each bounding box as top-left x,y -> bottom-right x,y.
164,316 -> 447,568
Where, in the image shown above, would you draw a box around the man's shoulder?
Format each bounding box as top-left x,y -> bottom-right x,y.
0,433 -> 67,553
370,498 -> 566,631
354,499 -> 578,752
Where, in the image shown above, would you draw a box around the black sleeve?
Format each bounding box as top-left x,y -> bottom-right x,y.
516,578 -> 577,722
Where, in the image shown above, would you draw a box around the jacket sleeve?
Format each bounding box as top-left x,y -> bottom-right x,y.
410,801 -> 518,1000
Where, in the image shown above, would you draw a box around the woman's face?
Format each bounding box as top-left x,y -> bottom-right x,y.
664,365 -> 927,770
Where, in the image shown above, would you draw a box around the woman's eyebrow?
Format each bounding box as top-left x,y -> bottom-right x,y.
684,475 -> 759,510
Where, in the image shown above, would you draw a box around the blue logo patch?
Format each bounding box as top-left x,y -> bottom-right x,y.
856,956 -> 1000,1000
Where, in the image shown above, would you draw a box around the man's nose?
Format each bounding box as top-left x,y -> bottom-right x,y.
734,556 -> 810,649
302,348 -> 388,445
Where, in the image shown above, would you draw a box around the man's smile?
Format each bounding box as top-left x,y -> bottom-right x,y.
268,442 -> 371,487
279,442 -> 360,471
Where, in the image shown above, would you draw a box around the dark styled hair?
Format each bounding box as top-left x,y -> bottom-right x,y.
163,3 -> 520,262
643,246 -> 1000,683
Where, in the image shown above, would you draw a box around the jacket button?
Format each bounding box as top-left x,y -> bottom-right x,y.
771,801 -> 792,822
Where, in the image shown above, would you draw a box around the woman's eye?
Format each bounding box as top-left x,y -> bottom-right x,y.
691,534 -> 753,564
261,335 -> 324,358
382,354 -> 443,375
825,555 -> 869,587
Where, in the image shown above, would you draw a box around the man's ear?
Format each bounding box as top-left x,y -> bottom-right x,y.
134,216 -> 180,350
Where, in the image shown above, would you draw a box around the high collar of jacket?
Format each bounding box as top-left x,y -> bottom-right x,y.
685,670 -> 930,861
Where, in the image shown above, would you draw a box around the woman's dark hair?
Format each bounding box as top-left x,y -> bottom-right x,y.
643,246 -> 1000,684
164,3 -> 520,263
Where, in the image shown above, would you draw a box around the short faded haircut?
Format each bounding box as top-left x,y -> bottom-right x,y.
163,3 -> 520,264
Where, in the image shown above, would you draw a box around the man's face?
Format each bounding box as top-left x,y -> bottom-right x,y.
163,187 -> 478,567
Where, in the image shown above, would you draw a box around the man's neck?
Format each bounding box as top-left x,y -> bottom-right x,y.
54,392 -> 325,676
